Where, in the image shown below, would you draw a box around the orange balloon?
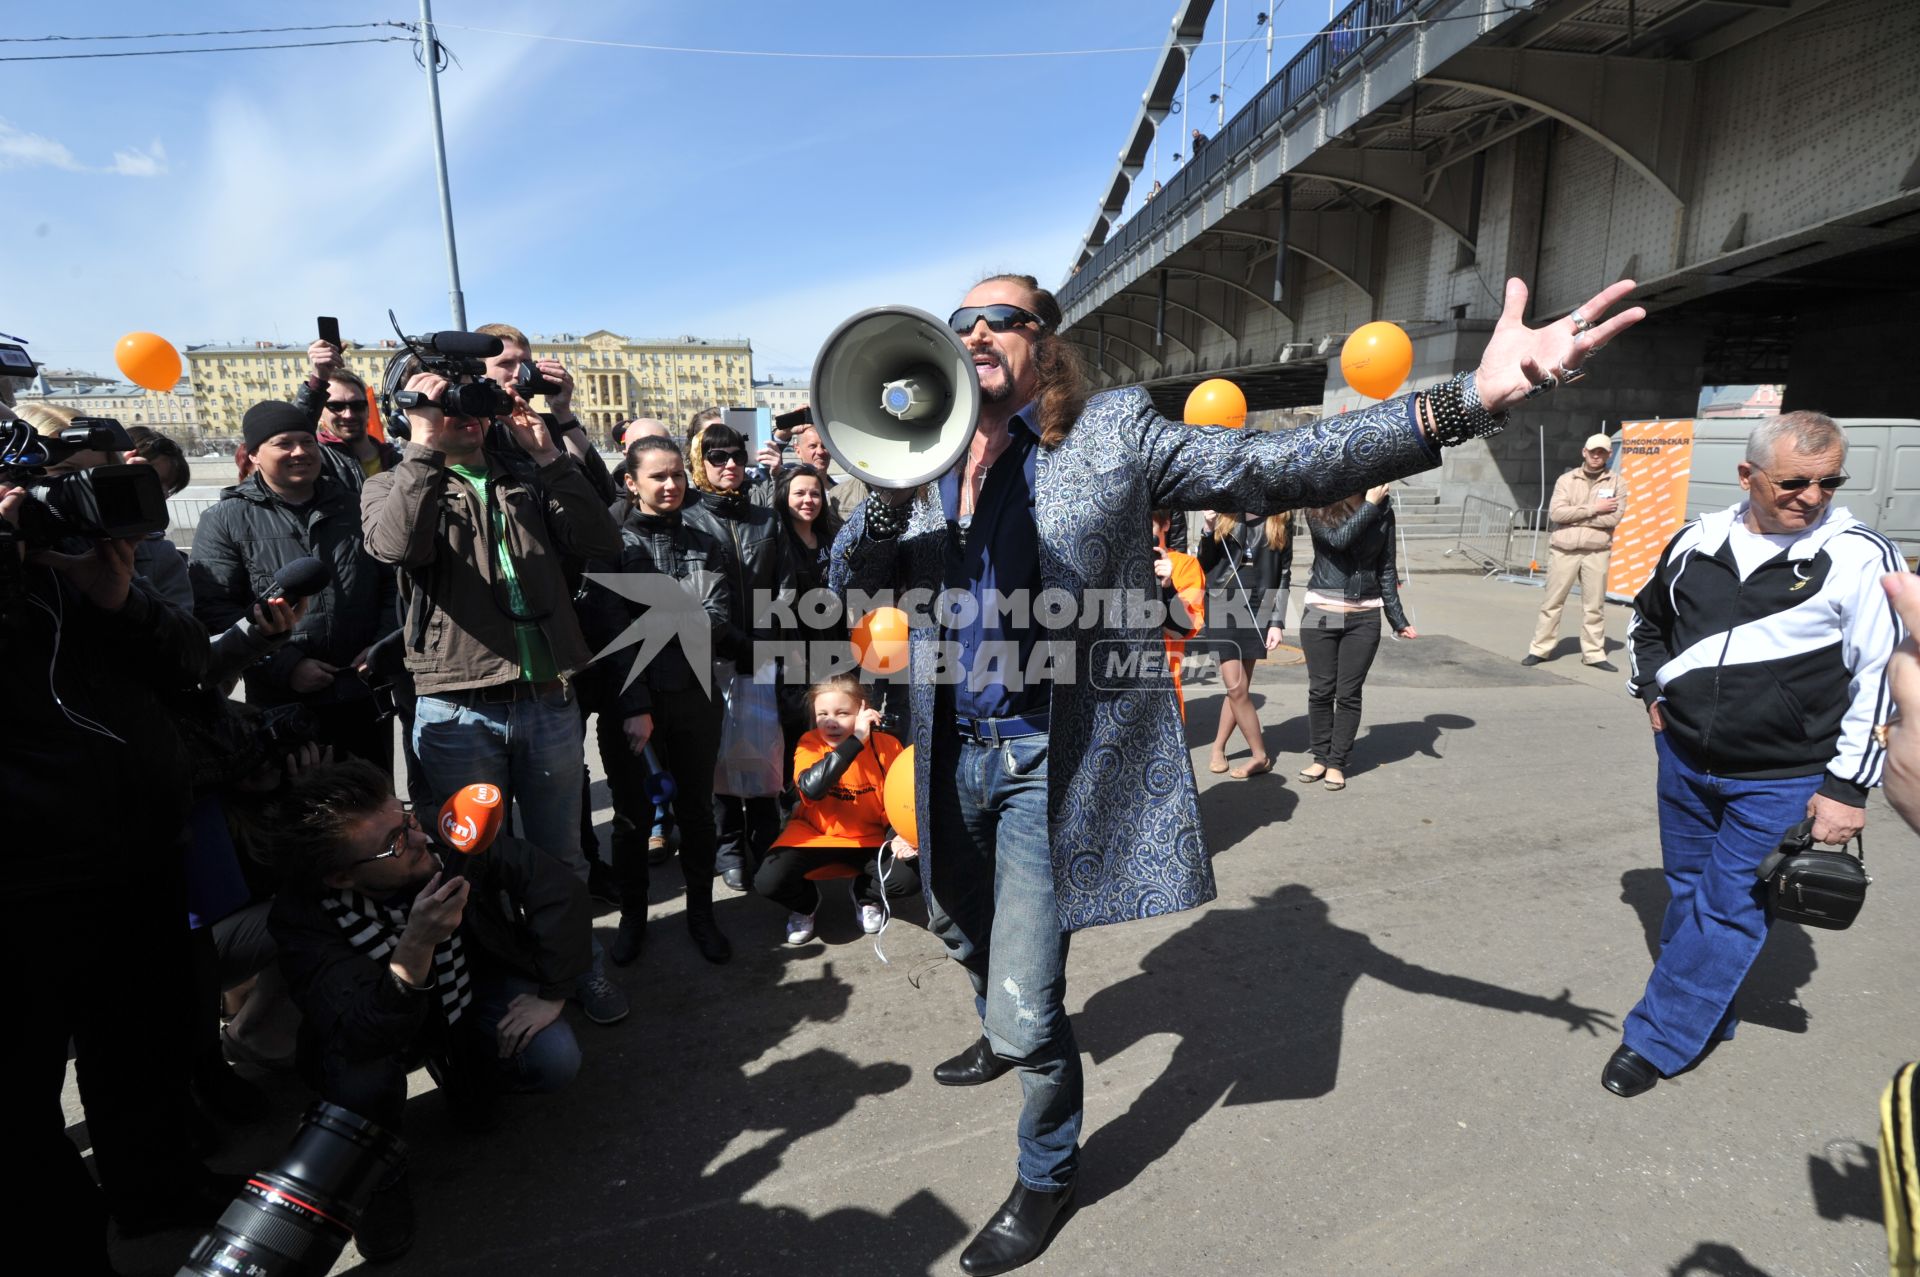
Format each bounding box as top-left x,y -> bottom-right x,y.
438,782 -> 505,857
1183,378 -> 1247,428
851,606 -> 911,676
1339,322 -> 1413,400
114,332 -> 182,392
883,744 -> 918,849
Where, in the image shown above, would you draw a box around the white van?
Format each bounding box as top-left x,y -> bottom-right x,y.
1683,418 -> 1920,564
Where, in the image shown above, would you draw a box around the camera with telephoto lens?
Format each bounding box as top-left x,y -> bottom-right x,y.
177,1102 -> 405,1277
0,415 -> 170,549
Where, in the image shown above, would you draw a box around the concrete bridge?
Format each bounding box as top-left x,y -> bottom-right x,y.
1056,0 -> 1920,516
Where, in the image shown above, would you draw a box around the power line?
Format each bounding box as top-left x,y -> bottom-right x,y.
434,13 -> 1503,62
0,22 -> 405,43
0,35 -> 414,64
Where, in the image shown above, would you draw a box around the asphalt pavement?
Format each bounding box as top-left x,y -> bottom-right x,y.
87,566 -> 1918,1276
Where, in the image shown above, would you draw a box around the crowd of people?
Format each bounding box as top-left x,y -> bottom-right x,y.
10,266 -> 1916,1276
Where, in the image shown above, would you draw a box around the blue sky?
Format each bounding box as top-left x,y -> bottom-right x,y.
3,1 -> 1324,380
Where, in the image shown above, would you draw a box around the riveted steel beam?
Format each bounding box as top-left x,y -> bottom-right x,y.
1424,46 -> 1693,202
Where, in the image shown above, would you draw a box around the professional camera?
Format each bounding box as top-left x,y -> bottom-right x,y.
379,312 -> 514,427
0,415 -> 169,548
514,360 -> 561,400
178,1102 -> 405,1277
0,332 -> 34,401
175,697 -> 323,791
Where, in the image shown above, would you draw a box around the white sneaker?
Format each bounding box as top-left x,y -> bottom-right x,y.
785,912 -> 816,945
859,904 -> 887,935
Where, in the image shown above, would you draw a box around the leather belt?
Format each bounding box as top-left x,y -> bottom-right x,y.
446,678 -> 571,705
952,709 -> 1050,745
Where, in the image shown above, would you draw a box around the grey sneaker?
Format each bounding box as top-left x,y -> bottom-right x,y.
786,912 -> 817,945
577,966 -> 630,1025
859,904 -> 887,935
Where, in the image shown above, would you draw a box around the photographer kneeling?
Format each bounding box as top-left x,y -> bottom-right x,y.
266,758 -> 590,1261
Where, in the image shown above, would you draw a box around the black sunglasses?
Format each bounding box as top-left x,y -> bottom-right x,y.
1754,466 -> 1848,492
948,304 -> 1045,335
706,447 -> 748,466
324,399 -> 368,414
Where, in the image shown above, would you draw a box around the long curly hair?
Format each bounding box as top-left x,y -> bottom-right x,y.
970,273 -> 1089,450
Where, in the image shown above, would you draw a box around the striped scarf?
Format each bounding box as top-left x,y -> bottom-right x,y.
322,887 -> 473,1025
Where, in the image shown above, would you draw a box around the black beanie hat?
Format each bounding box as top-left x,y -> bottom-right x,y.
243,401 -> 313,453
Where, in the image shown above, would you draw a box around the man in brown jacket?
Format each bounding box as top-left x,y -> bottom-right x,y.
361,368 -> 629,1024
1523,432 -> 1624,670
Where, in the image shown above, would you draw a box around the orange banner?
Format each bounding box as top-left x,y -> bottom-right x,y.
1606,419 -> 1695,601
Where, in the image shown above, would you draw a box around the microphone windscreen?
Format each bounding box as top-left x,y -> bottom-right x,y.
267,555 -> 332,603
438,783 -> 505,858
425,330 -> 505,359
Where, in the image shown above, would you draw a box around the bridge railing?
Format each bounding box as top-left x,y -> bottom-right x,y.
1062,0 -> 1425,314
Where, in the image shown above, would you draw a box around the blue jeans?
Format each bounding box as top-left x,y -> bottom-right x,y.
413,685 -> 585,880
1623,733 -> 1826,1076
927,732 -> 1081,1191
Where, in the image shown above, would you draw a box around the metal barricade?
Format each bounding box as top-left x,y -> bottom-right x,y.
1443,496 -> 1522,576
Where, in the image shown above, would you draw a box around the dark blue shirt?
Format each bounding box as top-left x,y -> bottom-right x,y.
939,408 -> 1056,722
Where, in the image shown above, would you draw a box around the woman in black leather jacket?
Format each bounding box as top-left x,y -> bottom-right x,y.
1194,511 -> 1292,778
773,464 -> 845,764
684,423 -> 794,891
1297,485 -> 1415,791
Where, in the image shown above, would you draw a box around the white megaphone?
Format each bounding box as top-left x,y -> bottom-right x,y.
810,306 -> 981,490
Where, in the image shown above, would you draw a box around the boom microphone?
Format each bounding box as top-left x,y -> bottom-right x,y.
266,555 -> 332,604
407,330 -> 504,360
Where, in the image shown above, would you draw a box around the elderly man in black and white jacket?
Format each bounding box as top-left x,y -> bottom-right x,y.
1606,410 -> 1904,1100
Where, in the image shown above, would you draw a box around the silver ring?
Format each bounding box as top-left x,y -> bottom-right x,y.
1568,309 -> 1592,333
1524,377 -> 1557,400
1555,365 -> 1588,385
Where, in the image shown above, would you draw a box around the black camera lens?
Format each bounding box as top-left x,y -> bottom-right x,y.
444,379 -> 514,420
178,1102 -> 405,1277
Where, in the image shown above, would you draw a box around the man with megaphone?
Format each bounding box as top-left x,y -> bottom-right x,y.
826,270 -> 1644,1275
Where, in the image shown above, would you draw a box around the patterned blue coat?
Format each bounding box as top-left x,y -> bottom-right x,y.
829,386 -> 1439,931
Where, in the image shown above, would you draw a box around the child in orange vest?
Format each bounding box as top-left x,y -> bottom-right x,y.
755,676 -> 920,945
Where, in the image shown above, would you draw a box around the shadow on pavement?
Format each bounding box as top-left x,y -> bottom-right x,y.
1668,1240 -> 1774,1275
396,953 -> 969,1274
1348,712 -> 1475,776
1618,869 -> 1818,1036
1807,1139 -> 1884,1225
1070,885 -> 1615,1208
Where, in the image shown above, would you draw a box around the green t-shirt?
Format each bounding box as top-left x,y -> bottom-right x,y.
450,462 -> 557,682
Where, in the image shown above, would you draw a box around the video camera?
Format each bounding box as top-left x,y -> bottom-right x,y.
379,311 -> 561,436
0,415 -> 169,548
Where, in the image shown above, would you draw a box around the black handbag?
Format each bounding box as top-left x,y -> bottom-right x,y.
1754,817 -> 1870,930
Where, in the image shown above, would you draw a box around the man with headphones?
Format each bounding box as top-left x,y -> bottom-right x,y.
361,366 -> 629,1027
831,271 -> 1644,1274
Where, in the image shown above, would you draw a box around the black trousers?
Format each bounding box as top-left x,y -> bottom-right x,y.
606,686 -> 723,913
1298,605 -> 1383,769
9,864 -> 204,1264
753,843 -> 921,914
713,793 -> 780,878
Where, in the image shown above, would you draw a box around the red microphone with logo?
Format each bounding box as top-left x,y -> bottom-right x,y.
437,783 -> 505,875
